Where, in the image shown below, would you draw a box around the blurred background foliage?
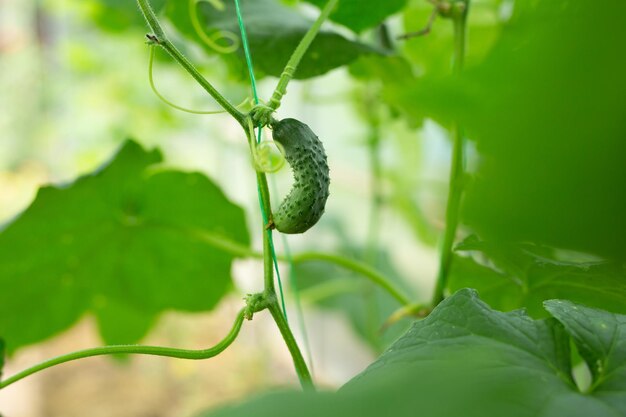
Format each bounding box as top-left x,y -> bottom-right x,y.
0,0 -> 625,416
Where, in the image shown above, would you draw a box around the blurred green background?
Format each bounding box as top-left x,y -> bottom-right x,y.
0,0 -> 624,416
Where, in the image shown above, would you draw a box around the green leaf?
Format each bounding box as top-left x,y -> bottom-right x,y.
448,255 -> 523,310
198,290 -> 624,417
349,55 -> 414,84
166,0 -> 376,79
0,140 -> 249,351
88,0 -> 167,32
304,0 -> 407,33
347,289 -> 573,388
348,54 -> 418,121
449,239 -> 626,317
390,1 -> 626,260
545,300 -> 626,414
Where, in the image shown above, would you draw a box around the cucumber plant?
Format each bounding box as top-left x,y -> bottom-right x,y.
1,0 -> 625,416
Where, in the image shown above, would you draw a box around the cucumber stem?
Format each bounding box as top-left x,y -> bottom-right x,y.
431,6 -> 469,307
267,0 -> 338,111
136,0 -> 247,127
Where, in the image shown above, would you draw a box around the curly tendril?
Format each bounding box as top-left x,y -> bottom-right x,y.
148,46 -> 251,114
245,117 -> 286,174
190,0 -> 240,54
254,140 -> 286,173
249,104 -> 277,128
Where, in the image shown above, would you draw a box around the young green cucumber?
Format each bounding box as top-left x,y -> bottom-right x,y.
271,118 -> 330,234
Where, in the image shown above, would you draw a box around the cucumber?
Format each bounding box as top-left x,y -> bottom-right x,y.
271,118 -> 330,234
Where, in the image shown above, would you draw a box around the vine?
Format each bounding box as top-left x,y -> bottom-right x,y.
148,45 -> 251,115
1,2 -> 622,416
0,310 -> 245,389
0,0 -> 458,397
189,0 -> 240,54
399,0 -> 470,307
137,0 -> 247,127
430,1 -> 469,306
0,0 -> 345,393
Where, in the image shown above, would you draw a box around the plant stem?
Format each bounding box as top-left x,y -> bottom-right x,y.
451,13 -> 466,75
268,302 -> 314,390
259,180 -> 275,294
365,101 -> 382,264
136,0 -> 246,127
299,279 -> 363,304
189,228 -> 412,306
244,121 -> 313,389
259,185 -> 313,389
291,252 -> 411,306
267,0 -> 338,110
0,310 -> 245,390
431,10 -> 468,307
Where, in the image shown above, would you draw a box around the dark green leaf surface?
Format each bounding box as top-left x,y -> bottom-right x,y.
347,288 -> 573,388
304,0 -> 407,33
348,54 -> 417,120
449,239 -> 626,317
546,300 -> 626,414
389,2 -> 626,259
199,290 -> 625,417
167,0 -> 375,79
0,140 -> 249,351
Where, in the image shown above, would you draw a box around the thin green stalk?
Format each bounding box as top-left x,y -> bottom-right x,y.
246,123 -> 312,388
0,310 -> 245,390
365,105 -> 382,264
234,0 -> 260,106
270,177 -> 314,372
431,10 -> 468,307
259,191 -> 275,294
268,302 -> 314,391
258,169 -> 311,387
267,0 -> 338,110
186,228 -> 411,306
247,118 -> 275,294
291,252 -> 411,306
452,11 -> 467,75
235,3 -> 288,318
190,0 -> 240,54
259,186 -> 313,387
299,279 -> 363,305
136,0 -> 246,127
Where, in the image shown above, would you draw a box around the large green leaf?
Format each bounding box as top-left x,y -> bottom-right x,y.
546,300 -> 626,414
304,0 -> 407,33
0,140 -> 249,351
448,238 -> 626,317
166,0 -> 376,80
198,290 -> 625,417
388,1 -> 626,260
348,54 -> 417,119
